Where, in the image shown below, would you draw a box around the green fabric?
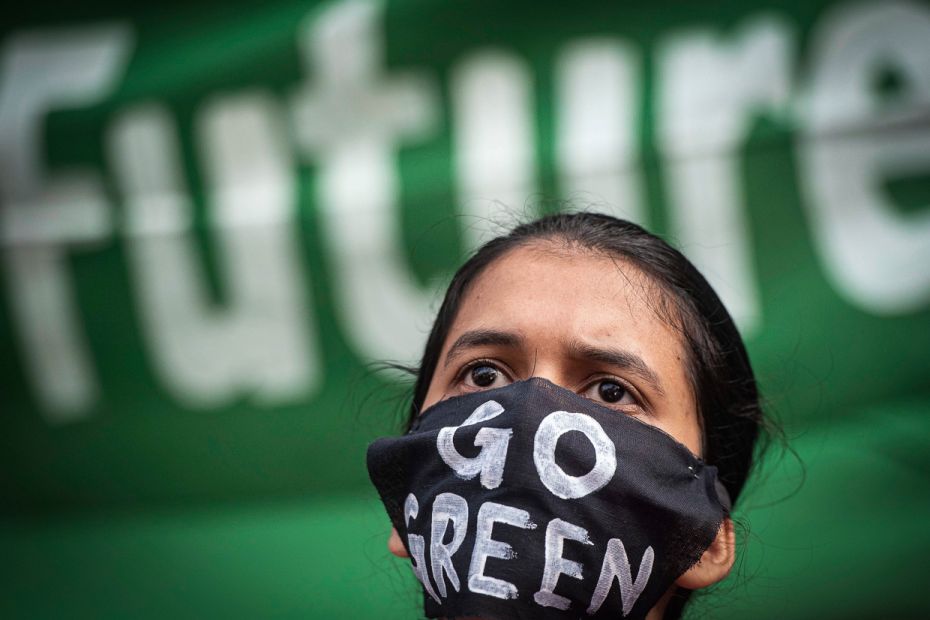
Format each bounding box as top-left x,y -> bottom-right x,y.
2,0 -> 929,616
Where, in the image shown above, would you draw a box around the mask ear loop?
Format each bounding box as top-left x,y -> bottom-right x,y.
714,479 -> 733,513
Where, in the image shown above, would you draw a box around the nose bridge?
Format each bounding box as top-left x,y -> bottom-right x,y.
524,349 -> 571,389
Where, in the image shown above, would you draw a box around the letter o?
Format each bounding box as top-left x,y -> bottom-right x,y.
533,411 -> 616,499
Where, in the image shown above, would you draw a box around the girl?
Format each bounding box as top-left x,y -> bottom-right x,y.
368,213 -> 766,619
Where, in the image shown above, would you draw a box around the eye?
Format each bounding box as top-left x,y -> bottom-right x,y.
583,378 -> 637,407
460,361 -> 511,391
470,365 -> 498,387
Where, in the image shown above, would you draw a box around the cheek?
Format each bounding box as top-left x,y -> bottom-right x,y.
420,373 -> 448,413
651,356 -> 703,455
674,387 -> 703,456
670,412 -> 703,457
658,388 -> 703,456
646,377 -> 703,455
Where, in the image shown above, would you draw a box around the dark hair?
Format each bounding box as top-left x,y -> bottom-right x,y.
407,211 -> 764,505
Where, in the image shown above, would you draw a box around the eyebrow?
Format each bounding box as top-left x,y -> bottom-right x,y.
443,329 -> 525,368
567,339 -> 667,397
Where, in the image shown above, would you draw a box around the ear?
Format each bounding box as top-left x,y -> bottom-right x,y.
675,517 -> 735,590
388,527 -> 410,558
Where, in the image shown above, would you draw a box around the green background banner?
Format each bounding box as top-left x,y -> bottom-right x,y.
2,0 -> 929,617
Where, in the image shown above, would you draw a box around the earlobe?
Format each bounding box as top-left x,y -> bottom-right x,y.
675,517 -> 736,590
388,526 -> 410,558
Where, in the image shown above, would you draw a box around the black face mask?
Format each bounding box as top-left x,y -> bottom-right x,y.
367,378 -> 730,620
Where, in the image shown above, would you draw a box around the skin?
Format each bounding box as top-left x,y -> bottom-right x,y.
388,241 -> 735,618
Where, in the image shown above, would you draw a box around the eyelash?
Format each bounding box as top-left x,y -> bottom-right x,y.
452,359 -> 646,411
455,358 -> 511,385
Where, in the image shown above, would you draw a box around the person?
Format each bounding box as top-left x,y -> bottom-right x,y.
367,212 -> 767,620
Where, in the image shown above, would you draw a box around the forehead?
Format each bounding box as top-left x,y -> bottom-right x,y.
452,242 -> 684,355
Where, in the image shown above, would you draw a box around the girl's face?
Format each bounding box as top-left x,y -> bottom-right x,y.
422,242 -> 702,455
389,242 -> 735,610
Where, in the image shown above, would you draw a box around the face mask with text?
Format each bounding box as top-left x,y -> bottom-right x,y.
367,378 -> 730,620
